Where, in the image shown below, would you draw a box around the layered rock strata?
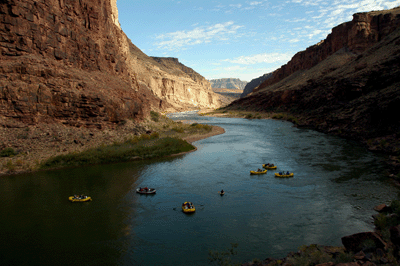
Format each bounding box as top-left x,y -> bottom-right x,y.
209,78 -> 248,90
228,7 -> 400,155
256,7 -> 400,92
0,0 -> 220,129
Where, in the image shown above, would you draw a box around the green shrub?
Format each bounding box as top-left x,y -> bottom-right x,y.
287,116 -> 298,124
374,213 -> 389,231
172,127 -> 184,133
3,160 -> 16,172
272,113 -> 285,119
150,132 -> 159,139
140,134 -> 151,140
287,245 -> 333,266
150,111 -> 160,122
39,137 -> 195,170
0,147 -> 17,157
208,243 -> 240,266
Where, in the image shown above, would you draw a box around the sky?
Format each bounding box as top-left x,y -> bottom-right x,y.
117,0 -> 400,82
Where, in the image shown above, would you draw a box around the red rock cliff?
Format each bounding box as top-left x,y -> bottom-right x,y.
256,7 -> 400,92
0,0 -> 220,128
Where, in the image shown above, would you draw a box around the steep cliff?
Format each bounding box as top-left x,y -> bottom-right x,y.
240,73 -> 272,98
227,7 -> 400,155
0,0 -> 220,129
143,56 -> 221,111
255,7 -> 400,93
209,78 -> 248,90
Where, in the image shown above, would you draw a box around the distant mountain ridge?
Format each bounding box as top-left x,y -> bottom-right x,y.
209,78 -> 248,90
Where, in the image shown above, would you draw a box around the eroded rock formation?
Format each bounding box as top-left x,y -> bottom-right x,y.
256,7 -> 400,92
209,78 -> 248,90
0,0 -> 220,128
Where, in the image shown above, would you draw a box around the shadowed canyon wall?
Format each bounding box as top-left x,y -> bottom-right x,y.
0,0 -> 220,128
228,7 -> 400,155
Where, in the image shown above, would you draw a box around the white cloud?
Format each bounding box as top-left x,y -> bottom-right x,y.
223,53 -> 293,65
155,21 -> 244,51
249,1 -> 263,5
312,0 -> 400,32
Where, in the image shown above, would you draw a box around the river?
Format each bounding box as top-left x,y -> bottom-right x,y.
0,112 -> 397,265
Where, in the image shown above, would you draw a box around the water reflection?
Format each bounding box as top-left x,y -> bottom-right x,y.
0,112 -> 397,265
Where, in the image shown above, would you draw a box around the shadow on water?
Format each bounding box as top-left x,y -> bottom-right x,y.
0,112 -> 398,265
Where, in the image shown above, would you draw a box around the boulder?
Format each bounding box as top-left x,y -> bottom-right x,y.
374,204 -> 391,213
341,232 -> 387,253
390,225 -> 400,247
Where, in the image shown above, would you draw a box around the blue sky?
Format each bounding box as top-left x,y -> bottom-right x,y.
117,0 -> 400,82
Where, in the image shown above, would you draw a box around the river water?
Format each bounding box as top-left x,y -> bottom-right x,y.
0,112 -> 397,265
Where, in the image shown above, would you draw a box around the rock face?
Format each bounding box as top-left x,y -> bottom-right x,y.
227,7 -> 400,154
0,0 -> 220,128
240,73 -> 272,98
146,57 -> 220,111
209,78 -> 247,90
256,8 -> 400,92
342,232 -> 387,253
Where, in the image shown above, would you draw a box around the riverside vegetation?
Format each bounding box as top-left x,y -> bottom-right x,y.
0,111 -> 217,174
199,109 -> 299,125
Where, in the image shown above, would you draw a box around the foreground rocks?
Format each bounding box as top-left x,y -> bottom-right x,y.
243,203 -> 400,266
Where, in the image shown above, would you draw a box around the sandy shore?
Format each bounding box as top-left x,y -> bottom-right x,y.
182,125 -> 225,143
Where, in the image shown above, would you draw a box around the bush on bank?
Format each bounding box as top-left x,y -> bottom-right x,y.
39,136 -> 195,170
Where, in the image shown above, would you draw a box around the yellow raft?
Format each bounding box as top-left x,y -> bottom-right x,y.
182,202 -> 195,213
274,172 -> 294,178
250,169 -> 267,175
262,164 -> 277,170
69,195 -> 92,202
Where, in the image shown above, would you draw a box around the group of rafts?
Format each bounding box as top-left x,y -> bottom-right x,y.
68,165 -> 291,207
250,163 -> 294,178
135,187 -> 225,213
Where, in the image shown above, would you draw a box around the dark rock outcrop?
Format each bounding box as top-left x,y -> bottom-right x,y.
240,73 -> 272,98
341,232 -> 387,253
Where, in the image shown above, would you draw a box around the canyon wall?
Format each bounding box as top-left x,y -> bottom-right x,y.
0,0 -> 220,128
240,73 -> 272,98
256,7 -> 400,92
228,8 -> 400,154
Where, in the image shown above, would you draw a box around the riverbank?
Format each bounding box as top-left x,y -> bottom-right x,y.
0,113 -> 225,176
199,108 -> 400,180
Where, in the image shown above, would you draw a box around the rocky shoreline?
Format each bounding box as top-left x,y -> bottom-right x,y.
241,203 -> 400,266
